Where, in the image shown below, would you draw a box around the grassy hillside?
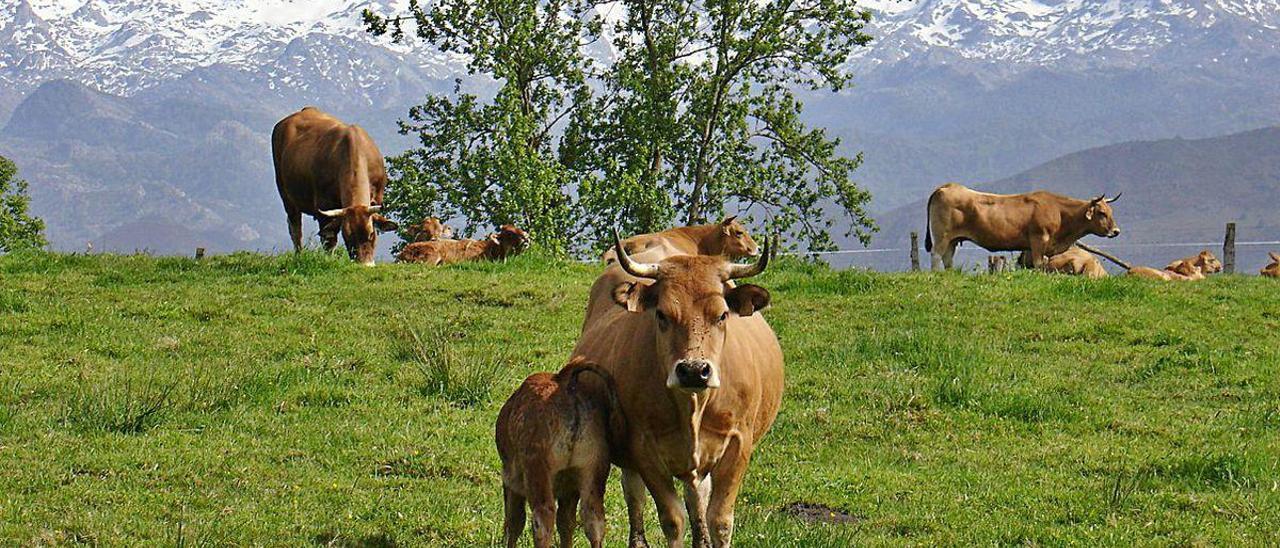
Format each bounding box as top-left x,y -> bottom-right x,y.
1,252 -> 1278,545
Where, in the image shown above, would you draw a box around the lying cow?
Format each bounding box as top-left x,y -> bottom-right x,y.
601,216 -> 759,263
1128,261 -> 1205,281
1262,252 -> 1280,278
496,358 -> 625,548
1032,246 -> 1108,279
397,224 -> 530,265
403,217 -> 454,243
573,234 -> 782,547
926,183 -> 1121,271
1165,250 -> 1223,275
272,107 -> 398,265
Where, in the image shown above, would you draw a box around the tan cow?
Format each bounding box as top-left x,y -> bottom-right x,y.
496,358 -> 626,548
1262,252 -> 1280,278
397,224 -> 530,265
1128,261 -> 1205,281
403,217 -> 454,243
572,234 -> 782,548
272,107 -> 397,265
601,217 -> 759,264
925,183 -> 1121,271
1165,250 -> 1223,275
1045,246 -> 1108,279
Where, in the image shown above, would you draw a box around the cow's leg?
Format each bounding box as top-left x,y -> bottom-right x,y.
639,470 -> 686,548
286,207 -> 303,252
556,490 -> 579,548
941,239 -> 960,270
316,216 -> 340,252
503,485 -> 527,548
528,473 -> 557,548
1029,234 -> 1052,270
580,463 -> 609,548
683,475 -> 712,548
622,469 -> 651,548
707,439 -> 751,548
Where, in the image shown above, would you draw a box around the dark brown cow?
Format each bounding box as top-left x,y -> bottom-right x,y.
403,217 -> 454,243
572,234 -> 782,548
601,217 -> 759,264
496,358 -> 626,548
1261,252 -> 1280,278
925,183 -> 1121,270
272,107 -> 397,265
396,224 -> 530,265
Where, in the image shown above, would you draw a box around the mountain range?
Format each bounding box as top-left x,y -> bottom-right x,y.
1,0 -> 1279,258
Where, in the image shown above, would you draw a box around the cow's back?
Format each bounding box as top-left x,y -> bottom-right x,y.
272,107 -> 387,214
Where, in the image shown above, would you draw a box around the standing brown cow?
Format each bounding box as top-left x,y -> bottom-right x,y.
925,183 -> 1121,271
601,217 -> 759,264
272,107 -> 397,265
572,234 -> 782,548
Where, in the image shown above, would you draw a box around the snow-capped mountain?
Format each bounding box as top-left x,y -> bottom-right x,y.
0,0 -> 460,104
855,0 -> 1280,72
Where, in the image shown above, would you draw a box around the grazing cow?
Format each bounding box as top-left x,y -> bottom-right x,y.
1165,250 -> 1223,275
573,234 -> 782,548
602,217 -> 759,264
1043,246 -> 1108,279
925,183 -> 1121,271
403,217 -> 454,243
1128,261 -> 1205,281
272,107 -> 398,265
397,224 -> 530,265
1262,252 -> 1280,278
496,358 -> 626,548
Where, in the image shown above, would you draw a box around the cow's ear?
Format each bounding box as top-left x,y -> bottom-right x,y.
373,215 -> 398,233
1084,205 -> 1096,220
613,281 -> 656,312
725,284 -> 770,316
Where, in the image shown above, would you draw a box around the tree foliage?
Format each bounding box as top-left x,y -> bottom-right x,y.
364,0 -> 877,254
0,155 -> 46,253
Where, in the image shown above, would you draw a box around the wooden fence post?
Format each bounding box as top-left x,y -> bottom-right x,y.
195,247 -> 206,260
910,232 -> 920,271
1223,223 -> 1236,274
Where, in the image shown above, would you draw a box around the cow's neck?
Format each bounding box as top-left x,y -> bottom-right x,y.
691,225 -> 723,254
1059,200 -> 1093,241
663,389 -> 713,472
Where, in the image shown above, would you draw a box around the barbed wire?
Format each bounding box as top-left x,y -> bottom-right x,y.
780,240 -> 1280,256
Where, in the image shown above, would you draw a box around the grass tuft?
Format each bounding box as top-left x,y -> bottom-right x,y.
62,373 -> 177,434
399,326 -> 507,408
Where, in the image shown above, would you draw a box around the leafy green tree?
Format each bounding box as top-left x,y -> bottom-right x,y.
366,0 -> 878,254
0,155 -> 46,252
363,0 -> 599,253
567,0 -> 878,250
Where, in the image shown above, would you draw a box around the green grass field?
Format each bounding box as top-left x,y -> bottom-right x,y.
1,251 -> 1277,546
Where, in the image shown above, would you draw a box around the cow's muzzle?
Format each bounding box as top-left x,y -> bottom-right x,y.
669,359 -> 719,390
1108,229 -> 1121,238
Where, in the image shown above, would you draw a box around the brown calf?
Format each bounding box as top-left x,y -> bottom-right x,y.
1262,252 -> 1280,278
602,216 -> 759,263
1165,250 -> 1223,275
1045,246 -> 1108,279
403,217 -> 454,243
1128,261 -> 1205,281
496,358 -> 626,548
397,224 -> 530,265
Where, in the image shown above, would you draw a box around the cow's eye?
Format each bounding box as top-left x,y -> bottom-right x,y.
717,311 -> 729,323
655,310 -> 668,327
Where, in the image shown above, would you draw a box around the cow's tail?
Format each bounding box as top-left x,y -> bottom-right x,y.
924,188 -> 940,253
561,358 -> 628,456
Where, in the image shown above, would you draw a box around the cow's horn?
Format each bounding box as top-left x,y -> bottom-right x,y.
1105,193 -> 1122,203
367,205 -> 382,213
727,235 -> 771,279
613,229 -> 661,279
319,208 -> 346,218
